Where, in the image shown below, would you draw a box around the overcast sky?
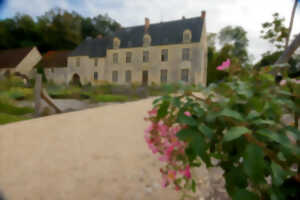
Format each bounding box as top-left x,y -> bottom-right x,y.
0,0 -> 299,62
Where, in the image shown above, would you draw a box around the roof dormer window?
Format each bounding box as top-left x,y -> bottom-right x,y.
143,34 -> 151,47
183,29 -> 192,43
113,37 -> 120,49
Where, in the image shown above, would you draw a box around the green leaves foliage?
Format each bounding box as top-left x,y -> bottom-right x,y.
152,63 -> 300,200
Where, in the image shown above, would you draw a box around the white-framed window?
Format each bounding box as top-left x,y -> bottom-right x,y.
143,51 -> 149,63
126,52 -> 132,63
183,29 -> 192,43
125,70 -> 131,83
94,72 -> 98,80
161,49 -> 168,62
181,69 -> 189,82
112,70 -> 118,82
160,69 -> 168,84
113,53 -> 118,64
182,48 -> 190,61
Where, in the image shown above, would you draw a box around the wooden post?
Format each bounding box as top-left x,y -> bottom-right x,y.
34,74 -> 42,117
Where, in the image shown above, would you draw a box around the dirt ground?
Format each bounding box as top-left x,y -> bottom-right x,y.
0,98 -> 228,200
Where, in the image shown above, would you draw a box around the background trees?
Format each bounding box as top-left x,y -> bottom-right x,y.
0,8 -> 121,53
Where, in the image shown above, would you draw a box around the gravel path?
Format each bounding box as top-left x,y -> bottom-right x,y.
0,98 -> 228,200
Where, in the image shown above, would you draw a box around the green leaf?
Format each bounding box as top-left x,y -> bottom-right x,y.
219,108 -> 244,121
271,162 -> 288,186
198,124 -> 213,139
243,144 -> 266,184
191,180 -> 196,193
252,119 -> 276,126
246,110 -> 260,120
223,126 -> 251,142
177,111 -> 198,126
232,189 -> 259,200
157,101 -> 169,118
193,106 -> 205,117
190,134 -> 211,166
176,127 -> 198,141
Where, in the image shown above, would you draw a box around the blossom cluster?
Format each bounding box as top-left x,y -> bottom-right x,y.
144,108 -> 192,191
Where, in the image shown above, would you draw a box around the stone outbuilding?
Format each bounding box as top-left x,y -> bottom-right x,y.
0,46 -> 42,78
68,12 -> 208,86
39,50 -> 71,84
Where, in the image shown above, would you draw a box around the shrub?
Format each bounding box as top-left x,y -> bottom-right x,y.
0,113 -> 28,125
0,101 -> 34,115
91,94 -> 130,102
145,60 -> 300,199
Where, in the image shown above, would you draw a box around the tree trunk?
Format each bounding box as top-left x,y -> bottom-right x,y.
285,0 -> 298,49
276,33 -> 300,64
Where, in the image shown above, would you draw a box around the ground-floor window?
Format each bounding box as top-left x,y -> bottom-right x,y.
160,69 -> 168,84
112,71 -> 118,82
125,70 -> 131,83
181,69 -> 189,82
94,72 -> 98,80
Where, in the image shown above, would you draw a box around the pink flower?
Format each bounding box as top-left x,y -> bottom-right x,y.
184,111 -> 191,117
148,143 -> 158,154
217,59 -> 231,71
292,79 -> 300,84
181,165 -> 191,179
280,80 -> 287,86
159,155 -> 169,162
145,123 -> 155,133
158,121 -> 169,136
167,170 -> 177,181
148,108 -> 158,117
175,185 -> 181,191
161,176 -> 169,188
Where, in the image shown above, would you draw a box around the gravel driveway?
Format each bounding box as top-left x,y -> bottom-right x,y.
0,98 -> 228,200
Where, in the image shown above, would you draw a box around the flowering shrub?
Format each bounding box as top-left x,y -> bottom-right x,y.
145,61 -> 300,200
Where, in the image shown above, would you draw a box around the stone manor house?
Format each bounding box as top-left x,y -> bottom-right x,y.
45,11 -> 208,86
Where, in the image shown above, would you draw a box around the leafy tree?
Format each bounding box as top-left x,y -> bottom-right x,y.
260,13 -> 289,50
219,26 -> 249,63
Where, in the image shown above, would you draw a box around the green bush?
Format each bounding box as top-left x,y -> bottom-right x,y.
91,94 -> 130,102
0,101 -> 34,115
0,113 -> 28,125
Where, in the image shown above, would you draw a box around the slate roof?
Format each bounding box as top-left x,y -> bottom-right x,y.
70,16 -> 204,58
0,47 -> 34,69
40,50 -> 71,68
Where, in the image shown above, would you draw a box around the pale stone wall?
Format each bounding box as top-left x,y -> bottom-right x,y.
15,47 -> 42,78
45,68 -> 68,84
67,42 -> 207,86
67,57 -> 105,85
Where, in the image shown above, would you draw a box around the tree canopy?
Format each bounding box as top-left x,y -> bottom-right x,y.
0,8 -> 121,53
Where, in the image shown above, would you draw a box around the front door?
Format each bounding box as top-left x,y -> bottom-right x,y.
142,70 -> 148,86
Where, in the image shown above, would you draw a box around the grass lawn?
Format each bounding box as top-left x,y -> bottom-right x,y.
0,113 -> 29,125
91,94 -> 131,103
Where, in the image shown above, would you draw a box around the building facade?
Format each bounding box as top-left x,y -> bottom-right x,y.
68,12 -> 207,86
0,47 -> 42,78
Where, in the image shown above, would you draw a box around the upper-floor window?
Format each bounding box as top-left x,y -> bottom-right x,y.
113,37 -> 120,49
161,49 -> 168,62
160,69 -> 168,84
94,72 -> 98,80
94,58 -> 98,67
143,34 -> 151,47
76,57 -> 80,67
183,29 -> 192,43
112,70 -> 118,82
182,48 -> 190,61
113,53 -> 118,64
143,51 -> 149,63
181,69 -> 189,82
126,52 -> 132,63
125,70 -> 131,83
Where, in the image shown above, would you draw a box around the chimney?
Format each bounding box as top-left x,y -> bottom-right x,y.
144,17 -> 150,33
97,34 -> 103,39
201,11 -> 206,19
182,16 -> 186,20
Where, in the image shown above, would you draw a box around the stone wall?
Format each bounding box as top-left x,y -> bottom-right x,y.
67,41 -> 207,86
15,47 -> 42,78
